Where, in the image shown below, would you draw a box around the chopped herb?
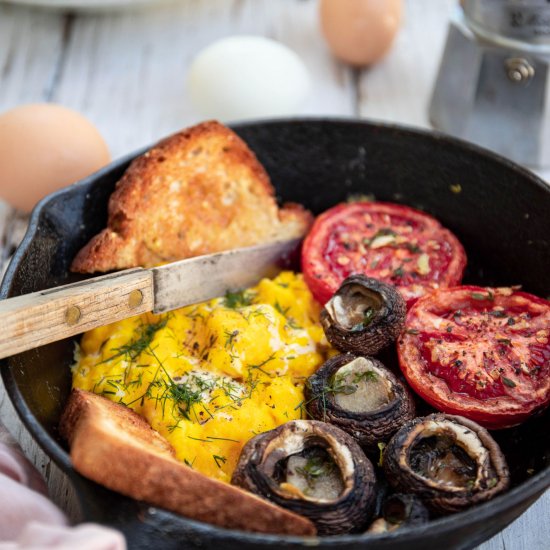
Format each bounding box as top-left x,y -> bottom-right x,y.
187,435 -> 211,443
164,376 -> 204,421
375,228 -> 397,238
406,328 -> 420,335
295,455 -> 334,489
497,338 -> 511,346
248,352 -> 276,375
224,289 -> 255,309
507,317 -> 516,326
206,435 -> 240,443
446,326 -> 453,333
329,375 -> 356,395
450,183 -> 462,194
285,317 -> 303,330
487,478 -> 498,488
100,318 -> 168,363
501,376 -> 516,388
471,292 -> 493,301
346,193 -> 375,203
393,266 -> 405,278
213,455 -> 227,468
353,370 -> 378,384
351,306 -> 376,331
405,242 -> 421,254
488,310 -> 506,318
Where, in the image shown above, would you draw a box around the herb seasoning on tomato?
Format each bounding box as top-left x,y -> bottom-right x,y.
301,202 -> 466,306
398,286 -> 550,429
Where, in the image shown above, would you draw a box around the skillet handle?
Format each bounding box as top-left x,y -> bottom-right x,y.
0,269 -> 153,361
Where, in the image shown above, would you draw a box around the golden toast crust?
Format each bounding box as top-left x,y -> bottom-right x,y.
71,121 -> 312,273
60,389 -> 316,536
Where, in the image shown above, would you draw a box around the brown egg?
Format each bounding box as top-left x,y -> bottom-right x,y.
0,104 -> 110,212
320,0 -> 403,67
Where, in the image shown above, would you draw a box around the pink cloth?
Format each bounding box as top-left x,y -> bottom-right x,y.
0,425 -> 125,549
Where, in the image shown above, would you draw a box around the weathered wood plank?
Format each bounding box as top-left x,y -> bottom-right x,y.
0,4 -> 66,105
51,0 -> 355,159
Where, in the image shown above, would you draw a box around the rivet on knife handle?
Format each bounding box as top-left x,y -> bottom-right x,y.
0,269 -> 154,361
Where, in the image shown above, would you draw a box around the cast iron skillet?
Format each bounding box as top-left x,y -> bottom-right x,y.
1,119 -> 549,550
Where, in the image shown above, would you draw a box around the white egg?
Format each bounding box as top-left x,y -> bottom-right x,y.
187,36 -> 311,121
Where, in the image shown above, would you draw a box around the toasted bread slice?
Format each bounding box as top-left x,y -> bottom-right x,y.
60,389 -> 316,536
71,121 -> 312,273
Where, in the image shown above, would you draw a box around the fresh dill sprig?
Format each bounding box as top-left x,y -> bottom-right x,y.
100,318 -> 168,364
224,289 -> 255,309
213,454 -> 227,468
224,329 -> 239,351
247,352 -> 276,376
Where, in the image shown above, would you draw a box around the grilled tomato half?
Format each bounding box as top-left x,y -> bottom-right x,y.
301,202 -> 466,306
398,286 -> 550,429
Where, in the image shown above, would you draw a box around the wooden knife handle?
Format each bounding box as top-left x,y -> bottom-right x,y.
0,269 -> 154,361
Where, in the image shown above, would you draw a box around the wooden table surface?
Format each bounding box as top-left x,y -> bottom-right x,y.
0,0 -> 548,548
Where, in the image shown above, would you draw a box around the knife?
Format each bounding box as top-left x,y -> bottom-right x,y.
0,238 -> 301,361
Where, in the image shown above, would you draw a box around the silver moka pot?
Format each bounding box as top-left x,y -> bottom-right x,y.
430,0 -> 550,167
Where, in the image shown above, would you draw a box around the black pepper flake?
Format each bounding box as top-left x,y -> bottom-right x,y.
446,326 -> 453,333
488,310 -> 506,318
507,317 -> 516,326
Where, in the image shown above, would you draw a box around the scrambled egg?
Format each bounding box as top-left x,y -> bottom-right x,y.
72,271 -> 331,482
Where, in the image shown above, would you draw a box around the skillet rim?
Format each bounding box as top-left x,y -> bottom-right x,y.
1,117 -> 549,546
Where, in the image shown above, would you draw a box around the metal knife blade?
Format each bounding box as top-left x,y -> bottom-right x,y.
0,238 -> 302,361
152,238 -> 302,313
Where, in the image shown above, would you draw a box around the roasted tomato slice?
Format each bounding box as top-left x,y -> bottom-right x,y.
301,202 -> 466,306
398,286 -> 550,429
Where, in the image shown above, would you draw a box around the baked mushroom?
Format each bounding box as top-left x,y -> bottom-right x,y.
366,494 -> 429,533
321,275 -> 406,355
383,414 -> 510,514
231,420 -> 376,536
305,354 -> 416,451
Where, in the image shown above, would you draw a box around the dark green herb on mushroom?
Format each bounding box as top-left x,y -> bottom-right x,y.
321,275 -> 406,356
